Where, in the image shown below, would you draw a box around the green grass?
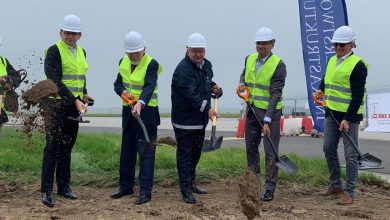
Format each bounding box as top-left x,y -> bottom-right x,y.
0,128 -> 388,189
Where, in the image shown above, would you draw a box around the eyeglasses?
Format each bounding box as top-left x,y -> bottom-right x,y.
333,43 -> 348,48
189,48 -> 205,54
256,41 -> 273,45
63,31 -> 80,36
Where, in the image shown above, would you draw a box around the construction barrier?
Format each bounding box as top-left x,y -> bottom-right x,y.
301,116 -> 313,134
237,116 -> 313,137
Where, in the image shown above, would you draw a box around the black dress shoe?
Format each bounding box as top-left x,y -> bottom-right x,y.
42,192 -> 54,207
182,191 -> 197,204
134,194 -> 151,205
58,188 -> 78,200
191,182 -> 207,194
110,189 -> 133,199
260,190 -> 274,202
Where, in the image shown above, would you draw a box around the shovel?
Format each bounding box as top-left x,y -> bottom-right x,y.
68,111 -> 90,123
121,94 -> 154,146
67,99 -> 94,123
237,87 -> 298,175
202,98 -> 223,152
313,93 -> 382,168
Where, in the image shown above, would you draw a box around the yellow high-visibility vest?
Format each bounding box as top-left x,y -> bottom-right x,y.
324,54 -> 368,114
48,40 -> 89,99
244,53 -> 283,109
119,54 -> 162,107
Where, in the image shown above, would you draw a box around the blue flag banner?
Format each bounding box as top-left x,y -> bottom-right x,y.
298,0 -> 348,132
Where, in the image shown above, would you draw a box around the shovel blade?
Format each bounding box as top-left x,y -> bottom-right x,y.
359,153 -> 382,168
202,136 -> 223,152
276,155 -> 298,175
202,139 -> 212,152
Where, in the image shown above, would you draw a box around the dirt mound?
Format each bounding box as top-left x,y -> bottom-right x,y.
22,79 -> 58,109
238,169 -> 262,220
158,136 -> 176,146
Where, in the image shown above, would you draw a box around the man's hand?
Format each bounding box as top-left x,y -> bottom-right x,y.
313,90 -> 324,97
212,85 -> 222,98
339,120 -> 350,132
83,94 -> 94,104
132,102 -> 143,115
263,123 -> 271,136
122,90 -> 135,101
75,99 -> 87,113
0,76 -> 6,83
237,83 -> 246,93
208,108 -> 217,120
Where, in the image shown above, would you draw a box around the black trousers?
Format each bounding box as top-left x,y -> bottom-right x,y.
118,106 -> 157,197
41,99 -> 79,192
245,107 -> 282,193
174,128 -> 205,193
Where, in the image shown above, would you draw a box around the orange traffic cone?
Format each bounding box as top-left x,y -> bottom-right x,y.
236,115 -> 246,138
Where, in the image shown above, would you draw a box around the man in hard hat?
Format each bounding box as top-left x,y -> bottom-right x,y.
237,27 -> 286,202
40,14 -> 93,207
111,31 -> 162,205
0,36 -> 19,137
315,26 -> 367,205
171,33 -> 223,204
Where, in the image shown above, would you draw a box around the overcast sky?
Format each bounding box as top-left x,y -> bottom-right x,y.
1,0 -> 389,112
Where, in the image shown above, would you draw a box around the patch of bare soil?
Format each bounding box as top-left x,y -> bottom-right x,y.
1,180 -> 390,220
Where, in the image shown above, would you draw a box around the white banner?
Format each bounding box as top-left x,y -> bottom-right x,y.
365,93 -> 390,132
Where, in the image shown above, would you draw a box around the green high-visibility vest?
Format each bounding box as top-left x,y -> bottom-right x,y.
119,54 -> 162,107
0,57 -> 8,109
324,54 -> 368,114
51,40 -> 89,99
0,57 -> 7,77
244,53 -> 283,109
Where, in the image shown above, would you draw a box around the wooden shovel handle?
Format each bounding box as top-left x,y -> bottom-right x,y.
212,99 -> 218,126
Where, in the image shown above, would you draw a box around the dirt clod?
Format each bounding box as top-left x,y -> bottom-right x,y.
238,169 -> 262,220
158,136 -> 176,146
22,79 -> 58,110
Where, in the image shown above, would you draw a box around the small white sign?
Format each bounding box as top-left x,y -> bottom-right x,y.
365,93 -> 390,132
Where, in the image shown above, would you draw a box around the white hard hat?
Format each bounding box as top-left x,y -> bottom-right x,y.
124,31 -> 145,53
254,27 -> 275,42
60,14 -> 82,33
187,33 -> 207,48
332,26 -> 356,43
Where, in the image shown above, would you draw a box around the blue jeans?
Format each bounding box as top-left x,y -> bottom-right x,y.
323,116 -> 359,196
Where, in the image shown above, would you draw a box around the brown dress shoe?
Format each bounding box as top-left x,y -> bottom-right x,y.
320,187 -> 343,196
337,192 -> 354,205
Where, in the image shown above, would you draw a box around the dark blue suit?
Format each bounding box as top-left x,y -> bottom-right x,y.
113,57 -> 160,197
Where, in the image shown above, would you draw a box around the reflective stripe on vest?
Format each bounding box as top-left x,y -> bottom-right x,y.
244,53 -> 283,109
119,54 -> 162,107
55,40 -> 89,99
0,57 -> 8,109
324,54 -> 368,114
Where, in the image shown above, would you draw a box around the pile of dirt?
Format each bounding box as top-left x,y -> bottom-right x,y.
22,79 -> 58,110
238,169 -> 262,220
158,136 -> 176,146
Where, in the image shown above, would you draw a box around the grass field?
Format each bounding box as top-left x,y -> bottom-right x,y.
0,128 -> 386,189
